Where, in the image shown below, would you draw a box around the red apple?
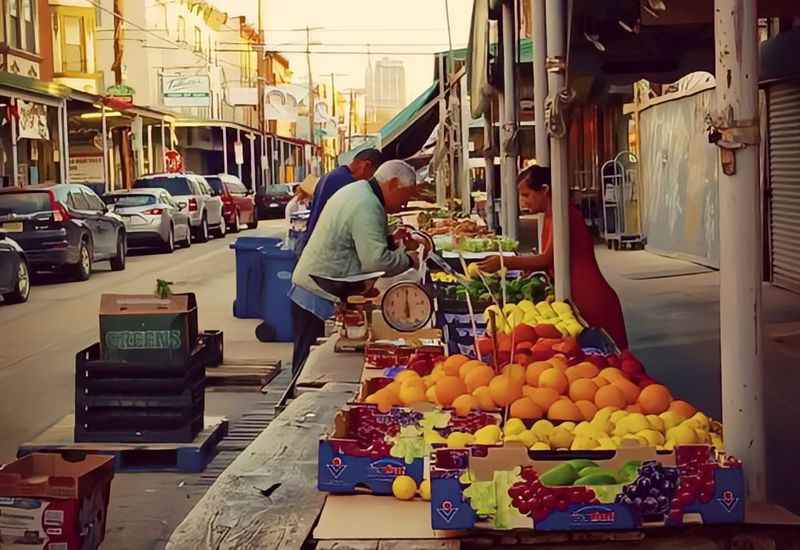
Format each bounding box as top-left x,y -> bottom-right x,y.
512,324 -> 538,344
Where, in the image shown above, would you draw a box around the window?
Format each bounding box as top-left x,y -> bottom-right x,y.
193,26 -> 202,52
133,177 -> 192,196
82,189 -> 105,211
61,15 -> 85,72
176,16 -> 185,42
67,190 -> 90,210
7,0 -> 37,52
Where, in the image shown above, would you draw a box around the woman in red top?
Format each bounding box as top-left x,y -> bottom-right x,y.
477,165 -> 629,349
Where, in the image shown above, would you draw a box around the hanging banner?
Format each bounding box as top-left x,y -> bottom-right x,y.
17,100 -> 49,140
69,155 -> 104,182
264,86 -> 299,121
164,150 -> 184,173
162,74 -> 211,107
234,141 -> 244,165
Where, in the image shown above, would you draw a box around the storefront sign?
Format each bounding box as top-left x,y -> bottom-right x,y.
69,155 -> 104,182
264,86 -> 299,121
234,141 -> 244,165
106,84 -> 135,107
17,100 -> 49,140
162,75 -> 211,107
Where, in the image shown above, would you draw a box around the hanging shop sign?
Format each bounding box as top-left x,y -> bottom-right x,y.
226,87 -> 258,106
264,86 -> 299,121
234,141 -> 244,165
164,150 -> 184,173
162,75 -> 211,108
69,155 -> 104,182
105,84 -> 135,107
17,100 -> 49,140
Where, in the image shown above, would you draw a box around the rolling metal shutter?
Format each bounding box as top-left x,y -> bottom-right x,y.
768,82 -> 800,293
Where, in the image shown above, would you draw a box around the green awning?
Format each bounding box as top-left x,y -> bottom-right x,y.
0,72 -> 71,105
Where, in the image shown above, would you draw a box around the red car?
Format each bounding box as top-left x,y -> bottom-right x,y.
204,175 -> 258,233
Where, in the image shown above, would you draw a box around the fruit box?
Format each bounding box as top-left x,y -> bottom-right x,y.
318,399 -> 501,495
430,443 -> 744,531
0,453 -> 114,550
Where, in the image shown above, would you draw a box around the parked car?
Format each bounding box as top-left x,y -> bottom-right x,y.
256,184 -> 295,219
204,174 -> 258,232
0,231 -> 30,303
104,189 -> 192,252
0,184 -> 126,281
132,174 -> 225,242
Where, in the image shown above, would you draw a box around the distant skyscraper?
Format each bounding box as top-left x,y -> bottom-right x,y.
365,57 -> 406,132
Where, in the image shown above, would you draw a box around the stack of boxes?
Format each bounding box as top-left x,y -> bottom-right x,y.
74,293 -> 206,443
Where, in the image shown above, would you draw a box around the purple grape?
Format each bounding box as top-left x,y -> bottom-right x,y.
660,479 -> 675,493
638,477 -> 653,492
649,488 -> 661,498
642,497 -> 659,514
633,497 -> 643,507
624,485 -> 637,498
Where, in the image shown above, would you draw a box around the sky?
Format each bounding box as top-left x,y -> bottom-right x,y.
224,0 -> 473,102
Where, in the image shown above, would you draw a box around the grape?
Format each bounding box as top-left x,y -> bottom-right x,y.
617,462 -> 680,520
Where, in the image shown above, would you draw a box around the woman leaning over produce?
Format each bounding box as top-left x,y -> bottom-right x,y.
476,165 -> 629,349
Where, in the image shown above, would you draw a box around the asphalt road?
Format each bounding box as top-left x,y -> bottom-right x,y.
0,219 -> 286,462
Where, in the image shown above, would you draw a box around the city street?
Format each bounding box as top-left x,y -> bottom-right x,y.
0,219 -> 286,462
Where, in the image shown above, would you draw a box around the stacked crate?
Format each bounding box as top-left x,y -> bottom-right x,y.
74,292 -> 206,443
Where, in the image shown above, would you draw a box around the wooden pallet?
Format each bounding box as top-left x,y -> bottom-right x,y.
17,415 -> 228,473
205,357 -> 281,391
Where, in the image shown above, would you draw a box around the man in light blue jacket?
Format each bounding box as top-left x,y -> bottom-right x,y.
289,160 -> 419,374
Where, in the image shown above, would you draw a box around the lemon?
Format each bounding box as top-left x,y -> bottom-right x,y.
666,425 -> 698,445
597,436 -> 617,450
571,436 -> 599,450
664,439 -> 676,451
517,300 -> 536,313
560,421 -> 577,432
474,425 -> 502,445
392,475 -> 418,500
684,412 -> 710,432
548,426 -> 574,450
467,262 -> 482,279
626,413 -> 649,433
517,430 -> 537,448
424,431 -> 447,445
621,435 -> 646,447
610,410 -> 629,424
532,419 -> 555,438
504,418 -> 527,437
694,429 -> 711,444
446,432 -> 474,448
646,414 -> 665,433
636,429 -> 665,447
613,417 -> 632,436
574,421 -> 594,437
419,479 -> 431,501
659,411 -> 685,431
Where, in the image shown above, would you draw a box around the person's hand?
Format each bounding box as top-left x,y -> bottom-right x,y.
407,250 -> 421,270
475,255 -> 502,273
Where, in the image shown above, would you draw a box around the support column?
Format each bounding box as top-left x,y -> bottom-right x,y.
500,0 -> 518,239
436,54 -> 448,206
57,103 -> 66,185
497,94 -> 508,231
147,124 -> 153,174
459,77 -> 472,215
237,128 -> 243,180
102,108 -> 109,192
160,121 -> 166,171
222,126 -> 228,175
532,0 -> 550,166
11,99 -> 18,187
483,116 -> 496,231
61,102 -> 70,184
249,133 -> 256,189
714,0 -> 766,501
546,0 -> 570,300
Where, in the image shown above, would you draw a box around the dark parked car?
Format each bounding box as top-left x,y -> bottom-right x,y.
204,174 -> 258,232
256,184 -> 295,219
0,231 -> 30,303
0,184 -> 126,281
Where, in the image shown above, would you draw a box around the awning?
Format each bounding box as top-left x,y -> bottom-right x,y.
0,72 -> 71,107
338,81 -> 441,165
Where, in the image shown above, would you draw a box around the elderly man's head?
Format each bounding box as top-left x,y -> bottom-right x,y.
348,148 -> 384,181
373,160 -> 417,213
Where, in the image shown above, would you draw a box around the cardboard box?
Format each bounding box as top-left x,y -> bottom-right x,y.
99,293 -> 199,366
430,443 -> 744,531
0,454 -> 114,550
319,401 -> 501,495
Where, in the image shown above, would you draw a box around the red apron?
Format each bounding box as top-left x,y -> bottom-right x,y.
540,204 -> 629,350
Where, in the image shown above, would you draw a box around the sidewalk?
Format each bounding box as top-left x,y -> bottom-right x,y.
597,245 -> 800,515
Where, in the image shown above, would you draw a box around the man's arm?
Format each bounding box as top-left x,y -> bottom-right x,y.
351,202 -> 411,276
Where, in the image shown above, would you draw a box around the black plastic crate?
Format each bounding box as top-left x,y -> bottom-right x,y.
76,361 -> 205,395
76,377 -> 204,410
76,342 -> 207,378
200,330 -> 223,367
74,413 -> 204,443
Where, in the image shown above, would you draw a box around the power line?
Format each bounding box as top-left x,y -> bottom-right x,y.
219,41 -> 452,47
263,26 -> 447,32
217,49 -> 457,56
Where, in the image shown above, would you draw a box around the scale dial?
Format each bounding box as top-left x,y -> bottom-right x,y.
381,282 -> 434,332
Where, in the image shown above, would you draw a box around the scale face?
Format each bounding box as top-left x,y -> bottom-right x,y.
381,281 -> 434,332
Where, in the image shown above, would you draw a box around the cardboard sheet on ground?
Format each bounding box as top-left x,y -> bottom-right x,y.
314,495 -> 462,540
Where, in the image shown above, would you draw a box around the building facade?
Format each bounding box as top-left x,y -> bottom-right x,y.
365,57 -> 405,133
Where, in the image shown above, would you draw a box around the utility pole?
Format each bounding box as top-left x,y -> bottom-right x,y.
347,88 -> 354,148
111,0 -> 132,188
305,26 -> 316,169
257,0 -> 264,191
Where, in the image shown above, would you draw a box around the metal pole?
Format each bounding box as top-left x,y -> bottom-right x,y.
715,0 -> 765,501
10,99 -> 18,187
147,124 -> 153,174
483,116 -> 496,231
160,121 -> 166,171
249,133 -> 256,189
436,54 -> 447,205
501,0 -> 518,240
237,128 -> 243,180
545,0 -> 570,300
306,26 -> 316,166
102,108 -> 109,191
532,0 -> 550,166
222,126 -> 228,174
57,103 -> 66,184
62,102 -> 70,184
459,76 -> 471,215
497,94 -> 508,232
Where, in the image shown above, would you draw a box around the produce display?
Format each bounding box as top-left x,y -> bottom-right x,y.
482,299 -> 580,337
433,275 -> 551,307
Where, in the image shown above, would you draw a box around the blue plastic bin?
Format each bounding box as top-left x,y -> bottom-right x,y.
258,239 -> 297,342
231,238 -> 269,319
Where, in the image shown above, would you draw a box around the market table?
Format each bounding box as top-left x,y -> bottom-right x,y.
295,336 -> 364,393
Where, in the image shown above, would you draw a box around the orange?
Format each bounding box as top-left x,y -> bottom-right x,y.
398,382 -> 427,405
365,388 -> 397,413
489,374 -> 523,407
443,354 -> 470,376
502,364 -> 527,386
458,360 -> 485,380
612,378 -> 642,405
547,398 -> 583,422
592,376 -> 610,387
395,370 -> 421,384
526,362 -> 551,386
566,362 -> 600,382
431,362 -> 445,376
435,376 -> 468,406
509,397 -> 544,420
599,367 -> 625,382
638,384 -> 674,414
538,368 -> 569,395
626,404 -> 642,413
522,385 -> 537,397
668,399 -> 697,419
452,394 -> 478,416
569,378 -> 599,402
464,364 -> 495,393
594,384 -> 627,410
549,355 -> 569,370
527,387 -> 561,411
575,400 -> 598,421
472,386 -> 498,411
426,385 -> 439,405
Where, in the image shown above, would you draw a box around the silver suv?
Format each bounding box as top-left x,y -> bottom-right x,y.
132,174 -> 224,242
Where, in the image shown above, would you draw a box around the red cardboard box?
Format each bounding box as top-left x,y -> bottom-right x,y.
0,454 -> 114,550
